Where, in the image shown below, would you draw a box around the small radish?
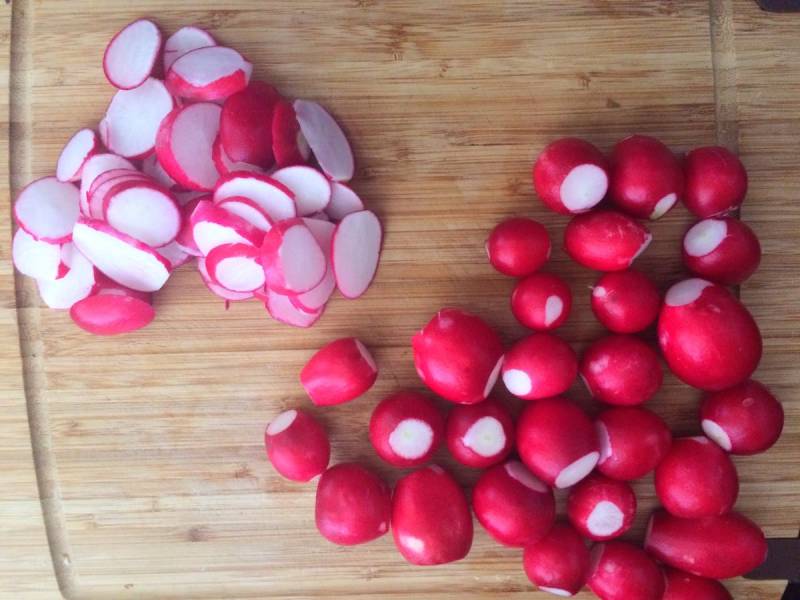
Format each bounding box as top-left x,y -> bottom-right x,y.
197,257 -> 254,302
217,196 -> 274,232
326,182 -> 364,221
271,166 -> 332,216
331,210 -> 382,298
35,245 -> 96,309
141,154 -> 178,190
486,217 -> 551,277
70,292 -> 155,335
502,333 -> 577,400
412,308 -> 504,405
700,380 -> 784,455
523,522 -> 590,597
264,408 -> 329,482
473,460 -> 555,547
264,288 -> 325,327
654,436 -> 739,518
14,177 -> 80,244
596,406 -> 672,481
532,138 -> 609,215
658,279 -> 762,391
300,337 -> 378,406
682,217 -> 761,285
683,146 -> 748,218
590,269 -> 660,333
566,473 -> 636,541
511,272 -> 572,331
219,81 -> 280,168
517,398 -> 599,489
190,200 -> 264,255
369,391 -> 444,467
662,568 -> 733,600
166,45 -> 252,102
587,541 -> 665,600
79,153 -> 136,214
294,99 -> 354,182
564,210 -> 652,271
391,465 -> 473,565
56,129 -> 100,182
445,397 -> 514,468
205,243 -> 265,292
12,229 -> 68,281
163,26 -> 216,72
261,218 -> 326,294
103,19 -> 162,90
103,180 -> 182,247
272,99 -> 311,167
213,171 -> 297,222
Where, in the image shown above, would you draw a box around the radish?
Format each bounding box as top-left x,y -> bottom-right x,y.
70,292 -> 155,335
522,522 -> 590,597
103,77 -> 174,159
141,154 -> 178,190
291,218 -> 336,312
261,218 -> 326,294
564,210 -> 652,271
88,170 -> 150,220
533,138 -> 609,215
56,129 -> 100,182
190,200 -> 264,255
683,146 -> 748,218
103,19 -> 162,90
700,380 -> 784,455
654,436 -> 739,518
205,243 -> 265,292
587,541 -> 665,600
264,408 -> 329,482
608,134 -> 684,219
412,308 -> 504,405
156,102 -> 221,191
212,135 -> 263,176
658,279 -> 762,391
300,337 -> 377,406
590,269 -> 660,334
14,177 -> 80,244
264,288 -> 324,327
502,333 -> 577,400
566,473 -> 636,541
103,180 -> 181,247
511,272 -> 572,331
331,210 -> 382,298
294,99 -> 354,182
682,217 -> 761,285
213,172 -> 296,221
166,46 -> 252,101
163,26 -> 216,72
473,460 -> 555,547
517,398 -> 599,489
315,463 -> 391,545
155,241 -> 192,269
645,510 -> 767,579
12,229 -> 68,280
486,217 -> 551,277
662,567 -> 733,600
271,166 -> 332,216
596,406 -> 672,481
272,99 -> 311,167
326,182 -> 364,221
79,153 -> 136,214
369,391 -> 444,467
391,465 -> 472,565
197,257 -> 254,302
445,397 -> 514,468
36,245 -> 96,309
217,196 -> 274,231
219,81 -> 279,167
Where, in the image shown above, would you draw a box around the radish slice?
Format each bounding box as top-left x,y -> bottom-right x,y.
217,196 -> 274,231
14,177 -> 80,243
103,181 -> 181,247
156,241 -> 192,269
141,153 -> 178,190
70,293 -> 155,335
175,191 -> 208,207
331,210 -> 382,298
265,288 -> 324,327
272,99 -> 311,167
294,99 -> 354,182
166,46 -> 252,102
197,257 -> 254,301
190,200 -> 264,255
56,129 -> 100,182
327,182 -> 364,221
219,81 -> 279,167
12,229 -> 68,280
212,135 -> 263,176
261,218 -> 326,294
213,172 -> 296,221
205,243 -> 265,292
155,102 -> 221,191
79,153 -> 136,214
36,245 -> 96,309
308,211 -> 331,222
163,26 -> 216,72
88,171 -> 149,220
103,19 -> 162,90
271,166 -> 332,216
291,218 -> 336,311
104,78 -> 174,158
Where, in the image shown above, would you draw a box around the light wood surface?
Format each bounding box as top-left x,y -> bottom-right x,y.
2,1 -> 797,598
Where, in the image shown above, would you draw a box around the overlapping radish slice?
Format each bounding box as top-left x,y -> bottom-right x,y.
217,196 -> 274,231
156,102 -> 221,191
327,182 -> 364,221
142,154 -> 178,190
12,229 -> 68,280
166,46 -> 252,102
14,177 -> 80,243
271,166 -> 332,216
56,129 -> 100,182
36,245 -> 96,309
104,78 -> 174,158
197,257 -> 254,301
261,218 -> 326,294
212,135 -> 263,176
79,153 -> 136,215
332,210 -> 382,298
205,243 -> 265,292
163,26 -> 216,72
213,172 -> 296,221
103,19 -> 162,90
294,99 -> 354,182
272,99 -> 311,167
70,292 -> 155,335
190,200 -> 264,255
103,180 -> 181,247
291,218 -> 337,312
174,196 -> 207,256
265,288 -> 324,328
88,170 -> 149,220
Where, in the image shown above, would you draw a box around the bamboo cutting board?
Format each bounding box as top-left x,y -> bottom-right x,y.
1,1 -> 798,598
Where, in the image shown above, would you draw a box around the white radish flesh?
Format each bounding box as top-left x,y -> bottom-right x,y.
166,46 -> 252,102
331,210 -> 382,298
213,172 -> 296,221
294,99 -> 355,181
156,102 -> 221,191
205,243 -> 265,292
197,257 -> 254,302
36,245 -> 96,309
190,200 -> 264,255
265,288 -> 324,327
292,218 -> 336,311
141,154 -> 178,190
103,19 -> 162,90
104,181 -> 181,247
14,177 -> 80,243
261,218 -> 326,294
104,78 -> 174,158
163,26 -> 216,72
12,229 -> 68,280
271,166 -> 332,216
218,196 -> 274,231
56,129 -> 99,182
79,153 -> 136,214
326,182 -> 364,221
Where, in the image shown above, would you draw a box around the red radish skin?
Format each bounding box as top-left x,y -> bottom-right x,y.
587,541 -> 665,600
166,46 -> 252,102
292,218 -> 336,312
391,465 -> 473,566
156,102 -> 222,191
523,522 -> 590,597
163,26 -> 216,72
326,182 -> 364,221
412,308 -> 504,405
91,274 -> 152,302
271,166 -> 332,216
501,333 -> 577,401
645,510 -> 767,579
70,293 -> 155,335
511,272 -> 572,331
590,269 -> 660,334
205,243 -> 265,293
294,99 -> 355,182
261,218 -> 326,294
219,81 -> 279,168
56,129 -> 100,182
103,180 -> 182,247
700,380 -> 784,455
264,408 -> 330,482
683,146 -> 748,218
300,337 -> 378,406
331,210 -> 382,299
190,200 -> 264,255
564,210 -> 652,271
663,568 -> 732,600
272,99 -> 311,167
566,473 -> 636,541
36,246 -> 96,309
654,436 -> 739,518
486,217 -> 551,277
103,77 -> 174,159
103,19 -> 162,90
213,172 -> 297,222
369,391 -> 444,467
658,279 -> 762,391
533,138 -> 609,215
155,241 -> 191,270
14,176 -> 80,244
12,229 -> 68,281
264,288 -> 324,328
596,407 -> 672,481
682,217 -> 761,285
473,460 -> 555,547
445,398 -> 514,468
517,398 -> 600,489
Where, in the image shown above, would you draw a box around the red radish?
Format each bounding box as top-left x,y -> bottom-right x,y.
12,229 -> 68,280
142,154 -> 178,190
103,77 -> 174,159
486,217 -> 551,277
271,99 -> 311,167
412,308 -> 504,405
294,99 -> 354,182
213,172 -> 296,221
596,407 -> 672,481
517,398 -> 599,489
523,522 -> 590,597
645,510 -> 767,579
580,335 -> 663,406
564,210 -> 652,271
264,408 -> 329,482
654,436 -> 739,518
166,46 -> 252,101
445,398 -> 514,468
369,391 -> 444,467
501,333 -> 577,400
163,26 -> 216,72
315,463 -> 391,545
682,217 -> 761,285
683,146 -> 748,218
14,177 -> 80,244
212,135 -> 263,176
264,288 -> 324,327
79,153 -> 136,214
205,243 -> 265,292
587,541 -> 665,600
103,180 -> 181,247
326,182 -> 364,221
219,81 -> 279,167
217,196 -> 274,231
658,279 -> 762,391
566,473 -> 636,541
608,135 -> 684,219
700,380 -> 784,455
533,138 -> 609,215
156,102 -> 222,191
36,245 -> 96,309
155,241 -> 192,269
590,269 -> 660,333
473,460 -> 555,547
292,219 -> 336,312
56,129 -> 99,182
300,337 -> 377,406
190,200 -> 264,255
70,292 -> 155,335
261,218 -> 326,294
197,257 -> 254,302
88,170 -> 150,220
391,465 -> 472,565
103,19 -> 161,90
331,210 -> 382,299
271,166 -> 332,216
662,567 -> 733,600
511,272 -> 572,331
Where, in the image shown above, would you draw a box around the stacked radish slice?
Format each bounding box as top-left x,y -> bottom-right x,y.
12,19 -> 382,335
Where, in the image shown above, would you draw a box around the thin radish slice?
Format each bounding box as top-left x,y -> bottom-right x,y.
272,99 -> 311,167
291,218 -> 337,312
155,102 -> 221,191
213,172 -> 296,221
155,241 -> 192,269
98,119 -> 110,148
331,210 -> 382,298
190,200 -> 264,255
36,245 -> 96,309
265,288 -> 324,328
103,180 -> 181,247
294,99 -> 354,182
88,171 -> 149,220
12,229 -> 68,280
56,129 -> 100,182
220,81 -> 279,167
163,26 -> 216,72
212,135 -> 264,176
104,78 -> 174,158
79,153 -> 136,215
166,46 -> 252,102
14,177 -> 80,243
197,257 -> 254,301
303,217 -> 336,252
103,19 -> 162,90
175,191 -> 208,207
261,218 -> 326,294
142,153 -> 178,190
205,243 -> 265,292
327,182 -> 364,221
271,166 -> 332,216
70,293 -> 155,335
218,196 -> 274,231
308,211 -> 331,222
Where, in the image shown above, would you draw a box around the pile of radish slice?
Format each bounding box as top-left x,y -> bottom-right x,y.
12,19 -> 381,334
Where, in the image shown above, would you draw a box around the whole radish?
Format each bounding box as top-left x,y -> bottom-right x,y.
445,398 -> 515,468
567,473 -> 636,541
587,541 -> 665,600
511,272 -> 572,331
662,568 -> 733,600
590,269 -> 660,333
369,391 -> 444,467
523,522 -> 590,597
564,210 -> 652,271
502,333 -> 577,400
486,217 -> 551,277
300,337 -> 378,406
264,409 -> 330,482
596,406 -> 672,480
70,293 -> 155,335
682,217 -> 761,285
683,146 -> 748,218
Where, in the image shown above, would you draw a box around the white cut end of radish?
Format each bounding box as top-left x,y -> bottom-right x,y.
462,417 -> 506,457
163,26 -> 216,72
105,78 -> 173,158
560,163 -> 608,212
294,100 -> 354,182
271,166 -> 332,216
14,177 -> 80,243
218,198 -> 273,231
587,501 -> 625,537
193,221 -> 254,255
105,185 -> 180,247
554,451 -> 600,489
12,229 -> 64,280
591,285 -> 607,298
397,532 -> 426,555
389,418 -> 434,459
332,210 -> 381,298
483,354 -> 504,399
215,255 -> 264,292
355,339 -> 378,373
214,175 -> 296,221
103,19 -> 161,90
36,246 -> 95,309
701,419 -> 733,451
327,182 -> 364,221
596,422 -> 612,464
142,154 -> 177,189
539,587 -> 573,597
278,225 -> 327,293
56,129 -> 97,182
503,368 -> 532,397
265,289 -> 323,328
266,409 -> 297,436
630,232 -> 653,264
168,103 -> 222,190
665,278 -> 713,307
650,193 -> 677,219
505,460 -> 548,493
684,218 -> 727,257
544,295 -> 564,326
170,46 -> 251,87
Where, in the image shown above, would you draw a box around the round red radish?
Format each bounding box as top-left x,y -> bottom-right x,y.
511,272 -> 572,331
596,406 -> 672,481
265,288 -> 324,328
261,218 -> 326,294
264,408 -> 329,482
217,196 -> 274,232
35,245 -> 96,309
331,210 -> 382,299
14,177 -> 80,244
654,436 -> 739,518
391,465 -> 472,565
326,182 -> 364,221
532,138 -> 609,215
473,460 -> 555,547
658,279 -> 762,391
205,243 -> 265,293
271,166 -> 332,216
220,81 -> 279,168
369,391 -> 444,467
300,337 -> 378,406
213,172 -> 297,222
156,102 -> 222,191
566,473 -> 636,541
79,153 -> 136,214
587,541 -> 665,600
163,26 -> 216,72
662,568 -> 732,600
166,45 -> 252,102
412,308 -> 504,405
272,99 -> 311,167
155,242 -> 191,270
682,217 -> 761,285
445,398 -> 514,468
517,398 -> 599,489
523,522 -> 590,597
564,210 -> 652,271
501,333 -> 577,401
103,180 -> 181,247
56,129 -> 99,182
70,292 -> 155,335
590,269 -> 660,333
103,19 -> 162,90
175,196 -> 208,256
12,229 -> 68,281
294,99 -> 354,182
103,77 -> 174,159
683,146 -> 748,218
485,217 -> 551,277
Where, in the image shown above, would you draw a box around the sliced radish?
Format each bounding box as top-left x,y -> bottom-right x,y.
212,135 -> 263,176
265,408 -> 329,482
190,200 -> 264,255
369,391 -> 444,467
14,176 -> 80,243
12,229 -> 68,280
265,288 -> 324,327
220,81 -> 279,167
291,218 -> 337,311
103,19 -> 162,90
523,522 -> 590,597
486,217 -> 552,278
197,257 -> 254,302
261,218 -> 326,294
104,77 -> 174,158
217,196 -> 274,231
166,46 -> 252,102
300,337 -> 377,406
142,153 -> 178,190
103,180 -> 181,247
163,26 -> 216,72
156,102 -> 221,191
205,243 -> 265,292
445,398 -> 515,468
155,241 -> 192,269
326,182 -> 364,221
70,292 -> 155,335
79,153 -> 136,214
331,210 -> 381,298
567,473 -> 637,541
56,129 -> 100,182
272,99 -> 311,167
213,171 -> 296,221
88,171 -> 149,220
271,166 -> 332,216
294,100 -> 354,182
36,245 -> 96,309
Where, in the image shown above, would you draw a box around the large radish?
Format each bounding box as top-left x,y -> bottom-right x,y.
596,406 -> 672,481
682,217 -> 761,285
683,146 -> 748,218
156,102 -> 222,191
587,541 -> 665,600
564,210 -> 652,271
662,567 -> 733,600
14,177 -> 80,244
166,46 -> 252,101
502,333 -> 577,400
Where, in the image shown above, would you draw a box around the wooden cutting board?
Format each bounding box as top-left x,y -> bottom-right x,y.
1,1 -> 798,598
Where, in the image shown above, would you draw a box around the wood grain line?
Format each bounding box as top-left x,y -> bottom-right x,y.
709,0 -> 740,149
